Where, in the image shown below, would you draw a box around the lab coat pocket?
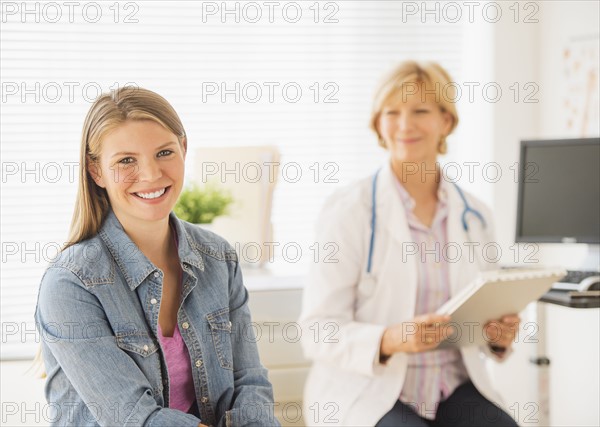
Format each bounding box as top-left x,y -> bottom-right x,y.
356,274 -> 377,300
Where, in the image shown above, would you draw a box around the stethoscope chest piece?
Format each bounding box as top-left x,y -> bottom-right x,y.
358,273 -> 378,296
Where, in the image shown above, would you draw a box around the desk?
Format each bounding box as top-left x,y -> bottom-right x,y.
540,289 -> 600,309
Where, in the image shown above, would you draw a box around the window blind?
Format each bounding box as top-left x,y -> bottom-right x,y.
1,1 -> 466,359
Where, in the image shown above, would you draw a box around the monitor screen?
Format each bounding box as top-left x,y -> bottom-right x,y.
516,138 -> 600,244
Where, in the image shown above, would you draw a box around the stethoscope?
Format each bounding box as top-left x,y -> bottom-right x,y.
366,169 -> 487,274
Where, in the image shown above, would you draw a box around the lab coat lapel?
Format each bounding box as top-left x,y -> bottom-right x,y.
377,164 -> 418,321
446,182 -> 479,296
379,165 -> 411,248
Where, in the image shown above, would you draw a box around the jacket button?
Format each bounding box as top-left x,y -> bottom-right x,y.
153,272 -> 160,278
150,298 -> 158,305
201,397 -> 208,403
182,322 -> 189,329
195,360 -> 202,367
143,345 -> 149,351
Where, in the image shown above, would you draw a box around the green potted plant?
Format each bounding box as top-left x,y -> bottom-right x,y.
174,183 -> 233,225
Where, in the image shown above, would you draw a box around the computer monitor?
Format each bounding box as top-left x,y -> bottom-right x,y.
516,138 -> 600,244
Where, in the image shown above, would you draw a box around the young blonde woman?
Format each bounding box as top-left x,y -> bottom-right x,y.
34,87 -> 278,427
300,61 -> 520,426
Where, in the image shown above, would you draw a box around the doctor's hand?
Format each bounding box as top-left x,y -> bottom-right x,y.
484,314 -> 520,357
380,314 -> 454,359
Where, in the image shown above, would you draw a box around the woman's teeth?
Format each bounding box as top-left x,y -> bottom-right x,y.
135,188 -> 167,199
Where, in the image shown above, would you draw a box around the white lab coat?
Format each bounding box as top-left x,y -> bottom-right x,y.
299,162 -> 509,426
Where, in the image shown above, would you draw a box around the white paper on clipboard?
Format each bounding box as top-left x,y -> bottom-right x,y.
436,268 -> 566,348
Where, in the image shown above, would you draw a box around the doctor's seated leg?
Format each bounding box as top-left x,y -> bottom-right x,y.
376,400 -> 432,427
434,381 -> 518,427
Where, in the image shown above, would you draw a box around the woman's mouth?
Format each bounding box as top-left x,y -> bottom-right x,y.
132,186 -> 171,200
398,138 -> 420,144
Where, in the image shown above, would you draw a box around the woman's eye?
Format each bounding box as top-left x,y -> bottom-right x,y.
118,157 -> 134,165
415,109 -> 430,113
385,110 -> 399,115
116,150 -> 173,164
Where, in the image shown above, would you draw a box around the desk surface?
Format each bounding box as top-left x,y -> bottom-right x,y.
540,290 -> 600,308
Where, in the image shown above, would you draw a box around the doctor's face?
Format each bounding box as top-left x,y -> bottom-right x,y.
88,119 -> 186,228
377,88 -> 452,166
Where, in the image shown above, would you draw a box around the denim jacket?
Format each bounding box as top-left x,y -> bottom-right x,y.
35,208 -> 279,427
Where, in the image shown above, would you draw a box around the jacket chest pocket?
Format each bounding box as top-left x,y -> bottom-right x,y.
206,307 -> 233,370
116,332 -> 159,357
115,331 -> 163,398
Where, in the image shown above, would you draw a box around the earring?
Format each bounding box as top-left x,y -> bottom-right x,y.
438,136 -> 448,154
378,135 -> 388,149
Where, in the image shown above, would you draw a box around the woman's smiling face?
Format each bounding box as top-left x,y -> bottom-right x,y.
88,119 -> 186,227
377,87 -> 452,166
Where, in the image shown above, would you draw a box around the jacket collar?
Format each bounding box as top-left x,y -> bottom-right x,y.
99,208 -> 204,291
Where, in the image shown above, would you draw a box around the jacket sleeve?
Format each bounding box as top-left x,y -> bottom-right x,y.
217,256 -> 279,427
35,266 -> 202,427
299,195 -> 387,377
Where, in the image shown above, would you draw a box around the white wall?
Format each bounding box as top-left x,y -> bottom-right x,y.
489,2 -> 599,425
490,4 -> 540,260
485,7 -> 541,423
490,0 -> 599,269
535,0 -> 600,269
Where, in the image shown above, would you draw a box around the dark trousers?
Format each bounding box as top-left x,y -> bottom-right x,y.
376,381 -> 519,427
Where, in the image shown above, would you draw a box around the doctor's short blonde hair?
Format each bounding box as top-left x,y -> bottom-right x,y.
369,61 -> 459,153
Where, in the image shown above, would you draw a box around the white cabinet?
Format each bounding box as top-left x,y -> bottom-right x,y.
246,275 -> 310,427
491,299 -> 600,427
542,303 -> 600,426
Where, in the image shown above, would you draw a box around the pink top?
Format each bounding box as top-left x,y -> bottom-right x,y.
156,222 -> 196,413
394,176 -> 470,420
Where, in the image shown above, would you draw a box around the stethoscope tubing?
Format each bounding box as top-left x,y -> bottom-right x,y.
366,168 -> 486,274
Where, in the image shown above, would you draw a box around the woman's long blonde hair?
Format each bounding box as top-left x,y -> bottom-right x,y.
32,87 -> 187,376
65,86 -> 187,251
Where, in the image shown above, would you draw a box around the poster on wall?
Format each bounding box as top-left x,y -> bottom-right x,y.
563,34 -> 600,137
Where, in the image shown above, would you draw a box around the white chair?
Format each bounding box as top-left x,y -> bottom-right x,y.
192,146 -> 280,267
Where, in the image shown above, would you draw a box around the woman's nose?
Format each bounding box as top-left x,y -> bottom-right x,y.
397,112 -> 413,131
138,159 -> 162,182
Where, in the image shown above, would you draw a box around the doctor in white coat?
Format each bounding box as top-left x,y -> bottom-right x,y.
299,61 -> 520,427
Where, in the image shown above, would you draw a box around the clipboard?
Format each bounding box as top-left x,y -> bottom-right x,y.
435,268 -> 566,348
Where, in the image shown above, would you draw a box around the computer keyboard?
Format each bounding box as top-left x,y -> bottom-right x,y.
552,270 -> 600,292
560,270 -> 599,283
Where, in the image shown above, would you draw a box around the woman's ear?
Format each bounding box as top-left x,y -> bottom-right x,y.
87,160 -> 105,188
181,136 -> 188,159
374,114 -> 386,148
441,110 -> 453,135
